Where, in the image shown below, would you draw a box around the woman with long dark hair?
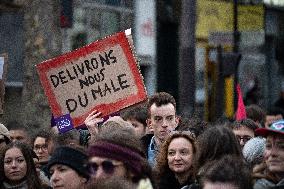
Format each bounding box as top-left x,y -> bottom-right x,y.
194,125 -> 243,175
0,141 -> 42,189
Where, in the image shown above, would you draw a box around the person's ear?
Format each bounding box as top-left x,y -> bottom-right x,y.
146,119 -> 151,127
175,116 -> 180,125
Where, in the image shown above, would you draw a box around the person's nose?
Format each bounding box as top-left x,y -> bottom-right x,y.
11,160 -> 17,168
161,118 -> 168,128
270,145 -> 278,156
239,139 -> 245,147
94,166 -> 106,180
174,153 -> 181,160
50,171 -> 60,184
38,147 -> 43,153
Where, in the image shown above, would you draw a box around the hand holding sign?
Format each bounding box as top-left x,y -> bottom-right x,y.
37,30 -> 147,133
84,110 -> 103,142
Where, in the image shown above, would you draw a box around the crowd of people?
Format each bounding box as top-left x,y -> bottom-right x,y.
0,91 -> 284,189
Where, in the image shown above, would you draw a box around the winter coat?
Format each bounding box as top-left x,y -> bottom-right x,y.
254,178 -> 284,189
253,163 -> 284,189
157,171 -> 197,189
141,134 -> 154,158
2,181 -> 28,189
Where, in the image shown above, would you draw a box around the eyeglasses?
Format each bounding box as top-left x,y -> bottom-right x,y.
33,144 -> 48,151
236,135 -> 252,143
86,160 -> 123,175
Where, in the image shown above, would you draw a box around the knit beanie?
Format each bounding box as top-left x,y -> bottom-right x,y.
88,140 -> 143,175
47,146 -> 89,179
242,137 -> 266,166
102,116 -> 133,128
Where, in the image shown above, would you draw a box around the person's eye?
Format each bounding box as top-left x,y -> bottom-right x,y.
167,116 -> 174,121
17,158 -> 25,163
181,150 -> 189,155
4,159 -> 12,164
244,136 -> 252,141
168,151 -> 175,156
59,167 -> 67,172
266,143 -> 272,149
154,117 -> 162,122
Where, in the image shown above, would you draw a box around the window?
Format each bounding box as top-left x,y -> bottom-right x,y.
0,12 -> 24,87
68,1 -> 134,50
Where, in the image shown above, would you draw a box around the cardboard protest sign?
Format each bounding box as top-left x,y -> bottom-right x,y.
0,53 -> 8,114
37,31 -> 147,131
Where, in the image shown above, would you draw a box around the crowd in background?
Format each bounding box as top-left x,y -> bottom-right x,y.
0,91 -> 284,189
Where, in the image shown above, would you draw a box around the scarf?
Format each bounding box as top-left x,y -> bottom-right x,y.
3,180 -> 28,189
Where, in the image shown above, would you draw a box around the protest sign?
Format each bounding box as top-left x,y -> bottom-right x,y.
0,53 -> 8,114
37,31 -> 147,131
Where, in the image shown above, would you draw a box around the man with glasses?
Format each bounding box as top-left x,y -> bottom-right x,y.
142,92 -> 179,167
32,129 -> 56,182
87,120 -> 154,188
32,129 -> 53,165
230,118 -> 258,149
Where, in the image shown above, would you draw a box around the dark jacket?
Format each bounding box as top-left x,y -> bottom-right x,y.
157,171 -> 198,189
158,171 -> 186,189
141,134 -> 154,158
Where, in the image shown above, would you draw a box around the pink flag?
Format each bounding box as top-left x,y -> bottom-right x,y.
236,84 -> 247,120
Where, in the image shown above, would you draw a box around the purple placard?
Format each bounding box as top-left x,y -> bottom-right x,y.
51,114 -> 57,127
55,114 -> 74,133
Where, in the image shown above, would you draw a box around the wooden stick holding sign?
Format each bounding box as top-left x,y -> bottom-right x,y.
37,31 -> 147,133
0,53 -> 8,115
